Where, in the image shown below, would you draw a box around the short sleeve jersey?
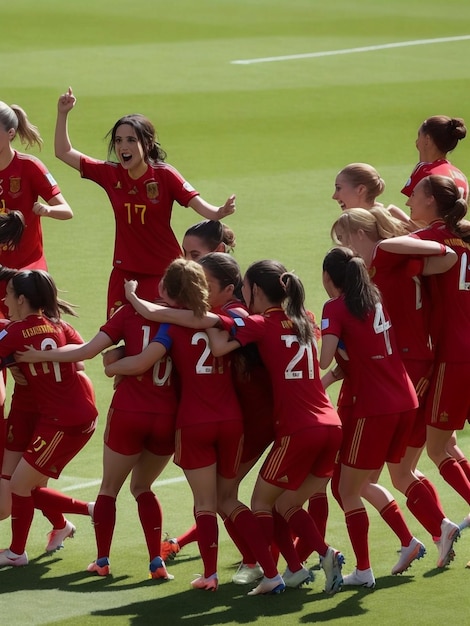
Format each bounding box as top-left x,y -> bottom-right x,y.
0,315 -> 97,426
413,221 -> 470,361
80,157 -> 200,275
401,160 -> 468,200
100,304 -> 177,414
0,151 -> 60,268
151,323 -> 242,429
220,307 -> 340,437
321,297 -> 418,417
369,245 -> 433,361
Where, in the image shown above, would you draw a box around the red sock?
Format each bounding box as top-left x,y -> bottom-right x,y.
405,480 -> 444,537
308,492 -> 329,539
177,523 -> 198,548
93,495 -> 116,559
230,505 -> 277,578
195,510 -> 218,578
10,493 -> 34,555
345,508 -> 370,571
419,476 -> 443,509
295,493 -> 329,562
439,458 -> 470,505
287,505 -> 328,558
254,510 -> 274,548
32,487 -> 90,529
379,501 -> 413,547
457,458 -> 470,482
223,513 -> 256,565
273,508 -> 303,573
136,491 -> 162,561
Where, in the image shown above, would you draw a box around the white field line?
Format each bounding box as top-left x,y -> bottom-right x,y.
60,474 -> 186,492
231,35 -> 470,65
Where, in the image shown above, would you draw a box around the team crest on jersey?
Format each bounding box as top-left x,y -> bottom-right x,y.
9,177 -> 21,194
146,181 -> 159,199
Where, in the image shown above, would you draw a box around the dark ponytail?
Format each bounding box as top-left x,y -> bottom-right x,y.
323,247 -> 381,319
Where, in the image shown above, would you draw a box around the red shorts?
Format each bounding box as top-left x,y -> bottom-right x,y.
340,410 -> 415,470
425,361 -> 470,431
5,409 -> 40,452
404,359 -> 434,448
104,407 -> 175,456
260,425 -> 342,491
107,268 -> 162,318
23,418 -> 97,478
174,420 -> 243,477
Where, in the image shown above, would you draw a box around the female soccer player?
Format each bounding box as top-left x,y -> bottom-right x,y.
104,258 -> 282,594
182,220 -> 236,262
55,87 -> 235,317
406,175 -> 470,532
155,253 -> 275,585
15,300 -> 178,580
203,260 -> 344,596
401,115 -> 468,200
0,270 -> 97,568
332,163 -> 386,211
320,247 -> 420,588
0,101 -> 73,312
331,208 -> 461,570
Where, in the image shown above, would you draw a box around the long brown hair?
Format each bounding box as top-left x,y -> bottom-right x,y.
161,258 -> 210,318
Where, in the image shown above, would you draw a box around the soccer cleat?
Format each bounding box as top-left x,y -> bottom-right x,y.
191,574 -> 218,591
149,556 -> 174,580
458,513 -> 470,532
232,562 -> 264,585
46,519 -> 76,553
437,518 -> 460,568
161,538 -> 180,562
247,574 -> 286,596
391,537 -> 426,575
282,565 -> 314,588
342,567 -> 376,588
87,557 -> 110,576
321,546 -> 344,594
0,549 -> 28,568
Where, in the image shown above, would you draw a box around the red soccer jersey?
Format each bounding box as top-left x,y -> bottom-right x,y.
100,304 -> 178,414
0,315 -> 97,426
401,159 -> 468,200
0,151 -> 60,268
413,221 -> 470,361
80,156 -> 200,275
321,297 -> 418,418
369,245 -> 433,361
220,307 -> 340,437
151,323 -> 242,429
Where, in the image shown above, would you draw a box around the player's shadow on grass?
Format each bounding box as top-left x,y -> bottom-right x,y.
0,553 -> 133,594
90,582 -> 316,625
88,575 -> 413,625
299,574 -> 413,623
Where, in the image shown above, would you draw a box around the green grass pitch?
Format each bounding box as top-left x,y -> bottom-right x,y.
1,1 -> 470,624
